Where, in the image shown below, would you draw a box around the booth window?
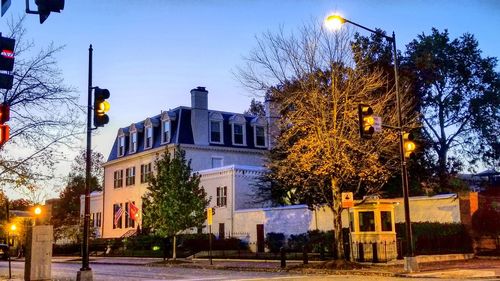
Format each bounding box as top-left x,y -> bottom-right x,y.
359,211 -> 375,232
381,211 -> 393,231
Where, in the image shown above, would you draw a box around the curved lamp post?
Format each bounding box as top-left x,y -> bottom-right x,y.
325,14 -> 418,272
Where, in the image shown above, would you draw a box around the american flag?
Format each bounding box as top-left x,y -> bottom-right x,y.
114,206 -> 124,226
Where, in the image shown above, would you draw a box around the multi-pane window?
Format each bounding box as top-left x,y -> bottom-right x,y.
140,163 -> 152,183
125,202 -> 135,228
210,120 -> 222,143
118,136 -> 125,157
162,121 -> 170,143
113,170 -> 123,188
381,211 -> 393,232
126,167 -> 136,186
233,124 -> 244,145
359,211 -> 375,232
113,203 -> 123,229
216,186 -> 227,207
129,132 -> 137,153
255,126 -> 266,147
145,126 -> 153,149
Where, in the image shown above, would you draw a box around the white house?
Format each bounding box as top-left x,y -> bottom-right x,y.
100,87 -> 269,238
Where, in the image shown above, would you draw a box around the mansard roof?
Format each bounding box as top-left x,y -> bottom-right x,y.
107,107 -> 266,162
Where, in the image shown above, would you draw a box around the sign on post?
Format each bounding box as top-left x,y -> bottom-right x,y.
207,207 -> 213,225
341,192 -> 354,208
373,116 -> 382,132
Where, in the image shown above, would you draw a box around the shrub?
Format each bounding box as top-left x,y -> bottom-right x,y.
396,222 -> 472,255
265,232 -> 285,253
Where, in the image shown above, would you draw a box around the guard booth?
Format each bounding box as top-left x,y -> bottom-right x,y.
348,196 -> 398,262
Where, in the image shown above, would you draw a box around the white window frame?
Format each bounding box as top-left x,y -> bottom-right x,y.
254,125 -> 267,148
129,131 -> 137,153
209,112 -> 224,144
251,117 -> 267,148
144,126 -> 153,149
161,120 -> 171,144
113,170 -> 123,188
229,115 -> 246,146
216,186 -> 227,207
117,134 -> 126,157
125,167 -> 136,186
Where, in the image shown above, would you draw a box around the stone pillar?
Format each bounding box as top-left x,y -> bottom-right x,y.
25,225 -> 53,281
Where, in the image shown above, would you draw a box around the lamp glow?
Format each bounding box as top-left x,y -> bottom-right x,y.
324,14 -> 345,31
34,206 -> 42,215
10,224 -> 16,231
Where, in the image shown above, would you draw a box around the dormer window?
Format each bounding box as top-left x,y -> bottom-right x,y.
255,126 -> 266,147
233,124 -> 244,144
129,132 -> 137,153
251,117 -> 267,148
229,114 -> 246,146
160,111 -> 176,145
162,121 -> 170,143
209,112 -> 224,144
117,131 -> 126,157
145,126 -> 153,149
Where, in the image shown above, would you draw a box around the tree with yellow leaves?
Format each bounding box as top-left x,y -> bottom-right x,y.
237,22 -> 416,258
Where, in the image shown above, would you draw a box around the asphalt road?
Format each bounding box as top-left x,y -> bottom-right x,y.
0,260 -> 496,281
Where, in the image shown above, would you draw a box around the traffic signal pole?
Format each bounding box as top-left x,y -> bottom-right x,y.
78,44 -> 93,281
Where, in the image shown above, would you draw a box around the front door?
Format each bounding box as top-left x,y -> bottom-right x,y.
256,224 -> 264,252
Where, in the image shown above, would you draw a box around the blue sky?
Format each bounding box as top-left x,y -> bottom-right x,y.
1,0 -> 499,199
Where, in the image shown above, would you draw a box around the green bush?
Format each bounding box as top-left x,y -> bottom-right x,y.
396,222 -> 472,255
265,232 -> 285,253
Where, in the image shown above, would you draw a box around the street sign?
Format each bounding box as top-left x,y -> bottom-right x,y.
207,207 -> 213,225
341,192 -> 354,208
373,116 -> 382,132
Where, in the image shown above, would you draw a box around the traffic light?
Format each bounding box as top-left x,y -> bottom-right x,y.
0,34 -> 15,90
35,0 -> 64,24
357,104 -> 375,139
403,130 -> 417,159
0,104 -> 10,146
93,87 -> 110,127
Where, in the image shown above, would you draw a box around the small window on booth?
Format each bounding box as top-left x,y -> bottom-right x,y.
358,211 -> 375,232
381,211 -> 393,232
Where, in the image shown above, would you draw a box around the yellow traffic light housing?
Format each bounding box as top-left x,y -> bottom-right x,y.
403,131 -> 417,158
93,87 -> 110,127
358,104 -> 375,139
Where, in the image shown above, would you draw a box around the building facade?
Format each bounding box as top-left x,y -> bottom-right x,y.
101,87 -> 268,238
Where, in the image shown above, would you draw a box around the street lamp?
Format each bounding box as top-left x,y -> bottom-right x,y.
34,206 -> 42,226
8,223 -> 17,279
325,14 -> 418,272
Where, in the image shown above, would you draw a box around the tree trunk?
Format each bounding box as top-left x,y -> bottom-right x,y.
172,235 -> 177,260
330,178 -> 344,259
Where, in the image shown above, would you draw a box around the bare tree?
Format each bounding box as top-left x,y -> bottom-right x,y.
237,22 -> 416,257
0,16 -> 83,193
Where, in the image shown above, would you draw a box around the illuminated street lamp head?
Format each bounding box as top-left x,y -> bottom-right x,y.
10,224 -> 16,231
324,14 -> 346,31
34,206 -> 42,215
